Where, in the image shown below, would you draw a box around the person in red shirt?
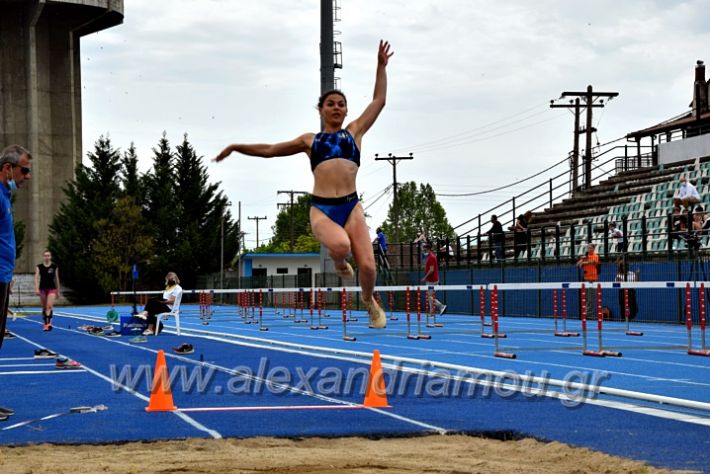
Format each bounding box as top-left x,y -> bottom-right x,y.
421,244 -> 446,315
576,243 -> 599,317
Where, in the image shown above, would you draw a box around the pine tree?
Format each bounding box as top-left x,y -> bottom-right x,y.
49,136 -> 122,302
121,143 -> 143,203
173,134 -> 239,287
143,132 -> 178,281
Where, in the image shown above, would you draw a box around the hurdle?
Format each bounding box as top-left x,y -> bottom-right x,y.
346,292 -> 356,321
416,287 -> 432,339
341,288 -> 356,341
687,283 -> 710,356
490,285 -> 516,358
426,287 -> 444,328
623,288 -> 643,336
310,288 -> 328,330
581,284 -> 604,357
388,291 -> 398,321
553,287 -> 579,337
481,284 -> 506,339
257,289 -> 268,331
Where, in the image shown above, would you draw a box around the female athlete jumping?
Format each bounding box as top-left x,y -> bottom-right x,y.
214,40 -> 394,328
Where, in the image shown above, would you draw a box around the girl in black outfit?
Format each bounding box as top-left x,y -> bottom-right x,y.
34,250 -> 60,331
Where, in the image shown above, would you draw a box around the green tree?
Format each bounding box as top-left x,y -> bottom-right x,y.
381,182 -> 454,243
120,143 -> 143,203
49,136 -> 122,302
173,134 -> 240,287
92,196 -> 154,294
143,132 -> 178,281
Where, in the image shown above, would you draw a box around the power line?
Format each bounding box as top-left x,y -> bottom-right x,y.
436,155 -> 568,197
386,101 -> 550,155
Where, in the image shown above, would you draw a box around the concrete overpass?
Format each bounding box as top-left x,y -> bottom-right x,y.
0,0 -> 124,271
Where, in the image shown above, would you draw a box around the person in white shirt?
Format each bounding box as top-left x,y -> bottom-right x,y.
608,222 -> 625,253
673,176 -> 701,210
134,272 -> 182,335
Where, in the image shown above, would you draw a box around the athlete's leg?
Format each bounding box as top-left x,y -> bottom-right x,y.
46,291 -> 57,328
344,204 -> 376,302
345,205 -> 385,328
39,291 -> 49,329
310,206 -> 352,274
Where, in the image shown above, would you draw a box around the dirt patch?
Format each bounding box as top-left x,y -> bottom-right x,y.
0,434 -> 681,474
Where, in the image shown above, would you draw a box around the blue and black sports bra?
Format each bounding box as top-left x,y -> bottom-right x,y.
310,129 -> 360,172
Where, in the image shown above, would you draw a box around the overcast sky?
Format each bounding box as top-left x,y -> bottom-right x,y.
81,0 -> 710,247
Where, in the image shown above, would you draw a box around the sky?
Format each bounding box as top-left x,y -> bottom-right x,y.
80,0 -> 710,247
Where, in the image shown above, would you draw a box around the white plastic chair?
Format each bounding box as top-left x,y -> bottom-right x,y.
155,289 -> 182,336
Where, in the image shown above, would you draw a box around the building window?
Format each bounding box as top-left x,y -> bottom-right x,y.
276,268 -> 288,274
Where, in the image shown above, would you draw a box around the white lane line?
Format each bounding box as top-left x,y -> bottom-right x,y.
0,370 -> 86,375
8,328 -> 222,440
21,315 -> 450,434
38,311 -> 710,429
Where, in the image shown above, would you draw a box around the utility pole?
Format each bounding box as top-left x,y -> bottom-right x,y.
551,86 -> 618,192
375,152 -> 413,243
277,190 -> 308,251
248,216 -> 268,248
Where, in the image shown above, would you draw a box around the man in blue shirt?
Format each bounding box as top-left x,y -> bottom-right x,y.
0,144 -> 33,422
375,227 -> 388,255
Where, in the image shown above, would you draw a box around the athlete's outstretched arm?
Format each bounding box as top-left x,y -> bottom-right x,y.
348,40 -> 394,138
213,133 -> 312,162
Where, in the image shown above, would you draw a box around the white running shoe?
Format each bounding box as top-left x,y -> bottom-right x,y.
364,299 -> 386,329
335,262 -> 354,280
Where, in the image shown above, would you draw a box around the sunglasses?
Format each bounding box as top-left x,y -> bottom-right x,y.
13,165 -> 31,175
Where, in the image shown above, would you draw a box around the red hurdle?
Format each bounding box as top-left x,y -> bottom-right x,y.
258,289 -> 268,331
624,288 -> 643,336
491,285 -> 515,358
553,288 -> 579,337
482,285 -> 505,340
388,291 -> 398,321
342,288 -> 356,341
688,283 -> 710,356
581,284 -> 604,357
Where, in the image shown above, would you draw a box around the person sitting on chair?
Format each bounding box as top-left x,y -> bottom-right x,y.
134,272 -> 182,335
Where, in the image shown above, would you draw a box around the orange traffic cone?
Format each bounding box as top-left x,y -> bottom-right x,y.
145,350 -> 177,412
363,349 -> 389,408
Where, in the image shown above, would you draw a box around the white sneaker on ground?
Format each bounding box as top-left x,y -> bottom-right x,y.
142,328 -> 154,336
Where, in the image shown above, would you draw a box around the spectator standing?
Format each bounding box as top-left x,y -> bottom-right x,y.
608,222 -> 625,253
487,215 -> 504,262
413,229 -> 427,262
374,227 -> 388,255
0,144 -> 33,422
513,211 -> 532,259
576,243 -> 599,318
421,243 -> 446,316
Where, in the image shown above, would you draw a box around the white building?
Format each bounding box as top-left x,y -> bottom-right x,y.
238,253 -> 320,287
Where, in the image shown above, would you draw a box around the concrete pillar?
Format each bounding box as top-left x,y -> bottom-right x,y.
0,0 -> 123,272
